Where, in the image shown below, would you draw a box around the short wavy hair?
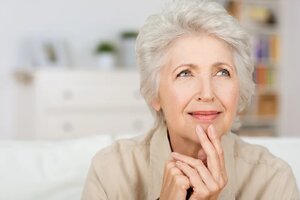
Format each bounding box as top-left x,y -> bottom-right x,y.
136,0 -> 255,130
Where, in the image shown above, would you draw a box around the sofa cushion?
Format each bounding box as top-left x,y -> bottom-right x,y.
0,135 -> 112,200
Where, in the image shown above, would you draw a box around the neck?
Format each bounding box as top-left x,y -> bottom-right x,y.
168,131 -> 201,158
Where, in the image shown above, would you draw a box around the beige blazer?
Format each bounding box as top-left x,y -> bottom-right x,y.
82,126 -> 299,199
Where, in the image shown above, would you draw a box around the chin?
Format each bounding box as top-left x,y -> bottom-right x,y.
199,123 -> 227,137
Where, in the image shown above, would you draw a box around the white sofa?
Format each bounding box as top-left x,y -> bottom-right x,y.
0,134 -> 299,200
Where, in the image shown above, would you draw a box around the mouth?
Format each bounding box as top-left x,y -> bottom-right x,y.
188,110 -> 222,123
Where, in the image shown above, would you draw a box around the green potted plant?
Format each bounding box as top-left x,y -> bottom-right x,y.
95,41 -> 117,70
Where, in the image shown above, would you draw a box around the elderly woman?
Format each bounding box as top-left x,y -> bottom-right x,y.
82,0 -> 299,199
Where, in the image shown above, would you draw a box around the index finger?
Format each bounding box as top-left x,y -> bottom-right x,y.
207,125 -> 227,181
195,125 -> 222,181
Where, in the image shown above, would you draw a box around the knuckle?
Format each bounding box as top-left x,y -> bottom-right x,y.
218,175 -> 228,190
196,158 -> 205,166
165,161 -> 175,170
219,173 -> 228,185
182,177 -> 190,187
218,148 -> 224,157
201,189 -> 210,198
219,178 -> 225,187
174,175 -> 188,186
212,137 -> 220,145
211,182 -> 220,192
169,168 -> 179,176
223,176 -> 228,185
189,174 -> 198,183
194,188 -> 209,198
195,159 -> 203,166
203,140 -> 211,147
206,149 -> 217,158
216,176 -> 228,190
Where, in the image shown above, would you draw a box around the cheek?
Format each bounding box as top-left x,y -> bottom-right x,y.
215,81 -> 239,112
160,84 -> 189,112
159,81 -> 195,124
214,81 -> 239,135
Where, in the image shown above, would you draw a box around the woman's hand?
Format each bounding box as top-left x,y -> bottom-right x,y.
159,125 -> 227,200
172,125 -> 228,200
159,159 -> 191,200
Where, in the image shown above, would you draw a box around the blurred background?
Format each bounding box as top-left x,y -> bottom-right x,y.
0,0 -> 300,140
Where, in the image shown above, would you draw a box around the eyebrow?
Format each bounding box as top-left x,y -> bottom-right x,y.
212,62 -> 235,69
172,62 -> 234,73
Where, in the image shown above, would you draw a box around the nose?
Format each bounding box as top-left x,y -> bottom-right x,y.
195,74 -> 214,102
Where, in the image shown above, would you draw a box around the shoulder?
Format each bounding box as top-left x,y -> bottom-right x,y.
228,133 -> 299,199
82,131 -> 156,199
86,130 -> 157,198
90,128 -> 159,176
92,133 -> 151,168
228,133 -> 289,171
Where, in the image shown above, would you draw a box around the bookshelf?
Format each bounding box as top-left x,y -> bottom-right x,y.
221,0 -> 281,136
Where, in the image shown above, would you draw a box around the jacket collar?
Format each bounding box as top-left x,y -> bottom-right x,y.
148,126 -> 236,199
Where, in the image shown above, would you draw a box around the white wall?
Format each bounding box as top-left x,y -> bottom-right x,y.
0,0 -> 165,66
1,0 -> 300,138
279,0 -> 300,136
0,0 -> 165,139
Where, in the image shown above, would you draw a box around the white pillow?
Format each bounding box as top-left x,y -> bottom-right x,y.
0,134 -> 113,200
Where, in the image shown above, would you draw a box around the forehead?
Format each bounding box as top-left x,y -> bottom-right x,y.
164,34 -> 234,70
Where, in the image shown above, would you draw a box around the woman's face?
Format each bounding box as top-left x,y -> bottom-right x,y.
152,34 -> 239,145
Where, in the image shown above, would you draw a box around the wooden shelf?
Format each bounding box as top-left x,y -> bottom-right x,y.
222,0 -> 281,136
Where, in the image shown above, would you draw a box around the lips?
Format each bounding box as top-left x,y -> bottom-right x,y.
188,110 -> 221,122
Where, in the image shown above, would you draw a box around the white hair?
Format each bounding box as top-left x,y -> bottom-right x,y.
136,0 -> 255,130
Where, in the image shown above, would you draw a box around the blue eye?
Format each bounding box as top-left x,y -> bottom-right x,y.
216,69 -> 230,77
176,69 -> 192,78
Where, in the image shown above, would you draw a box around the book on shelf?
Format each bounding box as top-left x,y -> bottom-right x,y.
252,34 -> 279,87
252,34 -> 280,62
254,64 -> 276,87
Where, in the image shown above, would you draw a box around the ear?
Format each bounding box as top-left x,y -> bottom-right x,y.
151,97 -> 161,111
